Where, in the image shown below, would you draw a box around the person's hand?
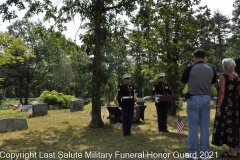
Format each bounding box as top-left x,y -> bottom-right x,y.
217,107 -> 221,116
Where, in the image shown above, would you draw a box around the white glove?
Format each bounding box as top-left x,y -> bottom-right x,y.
155,97 -> 159,103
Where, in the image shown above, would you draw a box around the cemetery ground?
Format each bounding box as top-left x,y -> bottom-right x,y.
0,101 -> 236,160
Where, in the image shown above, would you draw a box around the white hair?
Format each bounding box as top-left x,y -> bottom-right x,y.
222,58 -> 236,71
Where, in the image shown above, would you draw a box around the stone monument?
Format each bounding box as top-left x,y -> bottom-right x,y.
70,99 -> 84,112
0,118 -> 28,132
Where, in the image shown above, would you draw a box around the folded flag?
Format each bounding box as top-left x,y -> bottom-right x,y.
177,115 -> 184,132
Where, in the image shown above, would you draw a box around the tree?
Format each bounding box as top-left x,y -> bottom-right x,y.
0,0 -> 138,127
208,11 -> 231,74
0,32 -> 35,104
225,0 -> 240,59
128,0 -> 211,115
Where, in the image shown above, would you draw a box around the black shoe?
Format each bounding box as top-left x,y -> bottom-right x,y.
123,133 -> 131,136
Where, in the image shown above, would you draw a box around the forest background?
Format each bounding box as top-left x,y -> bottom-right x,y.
0,0 -> 240,127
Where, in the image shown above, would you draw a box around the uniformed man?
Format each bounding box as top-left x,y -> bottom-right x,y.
117,74 -> 135,136
152,73 -> 173,132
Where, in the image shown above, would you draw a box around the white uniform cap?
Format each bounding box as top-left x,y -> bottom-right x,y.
158,73 -> 165,78
123,74 -> 131,79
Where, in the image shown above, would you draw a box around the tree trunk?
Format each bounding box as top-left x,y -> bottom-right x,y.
19,75 -> 23,104
24,69 -> 30,105
90,0 -> 104,128
167,60 -> 179,116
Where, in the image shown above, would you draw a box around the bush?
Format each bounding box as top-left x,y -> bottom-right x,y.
38,90 -> 76,109
83,100 -> 91,106
0,99 -> 20,106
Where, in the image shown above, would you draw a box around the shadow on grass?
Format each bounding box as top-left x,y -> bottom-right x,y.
0,121 -> 190,160
0,104 -> 233,160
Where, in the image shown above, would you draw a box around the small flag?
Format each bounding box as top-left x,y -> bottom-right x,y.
177,115 -> 184,132
13,103 -> 18,109
88,111 -> 92,121
28,108 -> 33,115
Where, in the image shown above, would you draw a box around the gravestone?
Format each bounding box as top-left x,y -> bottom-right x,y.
21,105 -> 32,112
0,118 -> 28,132
1,106 -> 9,110
70,99 -> 84,112
49,104 -> 62,110
32,103 -> 48,116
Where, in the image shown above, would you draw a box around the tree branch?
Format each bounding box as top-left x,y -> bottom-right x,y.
104,0 -> 138,12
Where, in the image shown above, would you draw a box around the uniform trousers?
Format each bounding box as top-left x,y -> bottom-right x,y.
121,106 -> 134,135
156,102 -> 168,131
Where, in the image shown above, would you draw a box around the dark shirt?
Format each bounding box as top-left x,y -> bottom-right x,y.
181,61 -> 216,95
152,82 -> 172,106
117,83 -> 135,107
234,58 -> 240,75
152,82 -> 173,96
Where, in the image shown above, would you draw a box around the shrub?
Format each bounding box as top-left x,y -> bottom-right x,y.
38,90 -> 76,108
83,99 -> 91,105
0,99 -> 20,107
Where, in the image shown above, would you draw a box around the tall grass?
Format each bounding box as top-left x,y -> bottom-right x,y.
0,101 -> 235,160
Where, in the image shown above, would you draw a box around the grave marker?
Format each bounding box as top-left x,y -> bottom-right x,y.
32,103 -> 48,116
70,99 -> 84,112
0,118 -> 28,132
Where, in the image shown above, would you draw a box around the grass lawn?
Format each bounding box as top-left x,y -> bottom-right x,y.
0,101 -> 236,160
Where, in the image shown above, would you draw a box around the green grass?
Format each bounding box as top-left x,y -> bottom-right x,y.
0,102 -> 236,160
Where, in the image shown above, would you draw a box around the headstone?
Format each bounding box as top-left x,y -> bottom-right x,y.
49,104 -> 62,110
70,99 -> 84,112
32,103 -> 48,116
1,106 -> 9,110
0,118 -> 28,132
21,105 -> 33,112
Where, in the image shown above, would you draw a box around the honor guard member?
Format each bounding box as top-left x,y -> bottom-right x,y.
152,73 -> 173,132
117,74 -> 135,136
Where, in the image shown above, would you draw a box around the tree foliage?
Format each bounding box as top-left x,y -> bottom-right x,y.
0,0 -> 238,122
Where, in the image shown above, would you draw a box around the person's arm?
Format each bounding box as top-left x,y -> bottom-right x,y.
217,75 -> 226,116
211,67 -> 217,86
180,82 -> 186,87
168,86 -> 173,95
180,66 -> 192,87
152,85 -> 156,100
117,86 -> 122,107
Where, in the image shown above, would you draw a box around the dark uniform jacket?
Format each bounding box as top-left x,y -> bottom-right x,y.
235,58 -> 240,75
152,82 -> 173,106
117,83 -> 135,108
